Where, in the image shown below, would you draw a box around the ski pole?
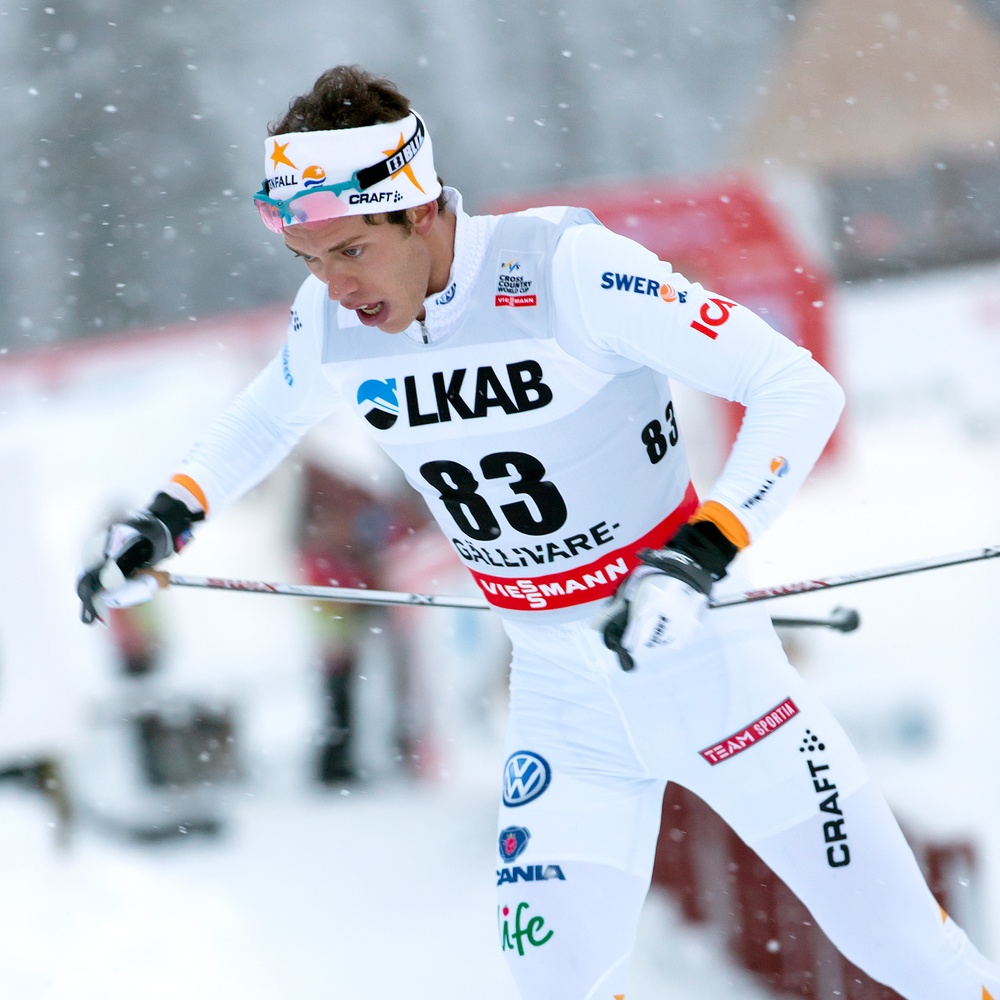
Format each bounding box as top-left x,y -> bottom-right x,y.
770,606 -> 860,633
708,544 -> 1000,608
164,542 -> 998,613
161,572 -> 857,630
165,573 -> 492,610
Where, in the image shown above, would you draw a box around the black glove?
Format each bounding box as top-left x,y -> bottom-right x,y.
77,492 -> 203,625
596,521 -> 737,671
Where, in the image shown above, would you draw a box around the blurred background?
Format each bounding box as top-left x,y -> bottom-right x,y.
1,1 -> 999,997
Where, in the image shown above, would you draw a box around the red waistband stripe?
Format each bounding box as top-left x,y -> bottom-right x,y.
468,483 -> 698,611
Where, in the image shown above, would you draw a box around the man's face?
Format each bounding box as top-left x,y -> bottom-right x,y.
282,210 -> 433,334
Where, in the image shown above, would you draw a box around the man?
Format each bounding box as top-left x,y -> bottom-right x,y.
77,66 -> 1000,999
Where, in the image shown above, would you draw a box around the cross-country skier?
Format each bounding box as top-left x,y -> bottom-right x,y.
76,65 -> 1000,999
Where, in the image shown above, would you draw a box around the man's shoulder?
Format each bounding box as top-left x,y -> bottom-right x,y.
483,205 -> 604,265
289,274 -> 344,336
289,273 -> 327,309
497,204 -> 600,228
549,213 -> 651,268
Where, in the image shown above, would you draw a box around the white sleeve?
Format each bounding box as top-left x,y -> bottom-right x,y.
170,277 -> 342,516
551,223 -> 845,545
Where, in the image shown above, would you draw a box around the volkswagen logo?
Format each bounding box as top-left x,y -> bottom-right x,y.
502,750 -> 551,807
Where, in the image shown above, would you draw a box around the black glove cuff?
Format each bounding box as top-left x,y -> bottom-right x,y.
636,546 -> 714,597
114,515 -> 162,577
147,491 -> 204,550
666,521 -> 738,581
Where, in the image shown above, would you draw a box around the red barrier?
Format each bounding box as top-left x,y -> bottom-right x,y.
0,304 -> 288,391
653,784 -> 976,999
485,173 -> 839,464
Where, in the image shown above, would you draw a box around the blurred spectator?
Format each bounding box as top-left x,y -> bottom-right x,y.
296,462 -> 432,784
106,602 -> 164,678
0,446 -> 83,848
0,756 -> 73,847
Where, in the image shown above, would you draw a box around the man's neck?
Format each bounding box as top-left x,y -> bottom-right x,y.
425,208 -> 458,299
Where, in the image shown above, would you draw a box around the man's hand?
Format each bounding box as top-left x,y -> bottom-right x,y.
76,492 -> 202,624
594,521 -> 737,671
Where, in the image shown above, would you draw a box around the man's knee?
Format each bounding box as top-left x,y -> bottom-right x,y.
497,861 -> 646,999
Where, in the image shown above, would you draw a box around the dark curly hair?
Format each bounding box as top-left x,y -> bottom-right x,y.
269,66 -> 446,227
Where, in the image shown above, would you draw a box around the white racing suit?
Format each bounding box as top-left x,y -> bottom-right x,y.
165,189 -> 1000,999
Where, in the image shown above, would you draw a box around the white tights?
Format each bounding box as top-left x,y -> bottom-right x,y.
495,609 -> 1000,1000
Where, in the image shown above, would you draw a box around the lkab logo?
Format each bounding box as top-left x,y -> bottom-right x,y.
357,377 -> 399,429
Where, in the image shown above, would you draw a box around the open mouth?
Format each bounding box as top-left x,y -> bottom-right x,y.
354,302 -> 386,326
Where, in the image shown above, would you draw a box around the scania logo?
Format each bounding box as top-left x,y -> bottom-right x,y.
499,825 -> 531,862
502,751 -> 551,807
357,377 -> 399,429
497,864 -> 566,886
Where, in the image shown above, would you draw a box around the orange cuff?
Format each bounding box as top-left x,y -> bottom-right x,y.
170,473 -> 210,516
689,501 -> 749,550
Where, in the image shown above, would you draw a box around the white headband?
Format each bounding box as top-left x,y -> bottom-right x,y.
257,111 -> 441,227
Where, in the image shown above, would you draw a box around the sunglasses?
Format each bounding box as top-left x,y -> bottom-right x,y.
252,114 -> 427,233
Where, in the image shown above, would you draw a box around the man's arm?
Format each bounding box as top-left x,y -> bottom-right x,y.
77,279 -> 340,622
552,223 -> 844,666
552,222 -> 844,552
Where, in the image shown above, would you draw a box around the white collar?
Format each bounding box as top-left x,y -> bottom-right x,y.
403,187 -> 498,345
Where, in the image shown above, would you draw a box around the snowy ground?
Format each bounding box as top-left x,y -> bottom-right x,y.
1,261 -> 999,998
0,753 -> 775,1000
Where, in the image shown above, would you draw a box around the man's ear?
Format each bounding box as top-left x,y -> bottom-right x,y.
408,200 -> 438,235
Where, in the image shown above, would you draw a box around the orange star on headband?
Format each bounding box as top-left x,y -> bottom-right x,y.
270,140 -> 297,171
383,132 -> 425,194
